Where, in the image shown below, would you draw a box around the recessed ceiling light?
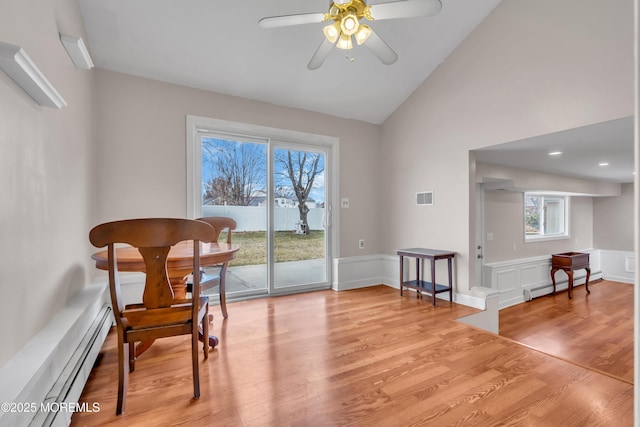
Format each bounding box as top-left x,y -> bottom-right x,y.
599,162 -> 609,166
548,151 -> 563,156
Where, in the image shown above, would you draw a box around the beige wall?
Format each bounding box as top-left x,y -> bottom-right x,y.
476,162 -> 632,263
593,183 -> 635,251
94,69 -> 382,257
483,190 -> 593,263
380,0 -> 633,291
0,0 -> 95,367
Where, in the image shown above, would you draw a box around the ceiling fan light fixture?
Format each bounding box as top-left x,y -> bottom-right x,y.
354,24 -> 372,45
260,0 -> 443,69
340,12 -> 359,36
323,22 -> 341,44
336,34 -> 353,50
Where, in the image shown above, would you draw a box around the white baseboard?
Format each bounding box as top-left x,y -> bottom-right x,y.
600,250 -> 635,283
332,254 -> 486,309
332,254 -> 393,291
0,281 -> 110,427
332,250 -> 634,312
483,249 -> 633,309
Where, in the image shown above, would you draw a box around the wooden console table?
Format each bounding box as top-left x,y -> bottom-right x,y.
397,248 -> 455,306
550,251 -> 591,299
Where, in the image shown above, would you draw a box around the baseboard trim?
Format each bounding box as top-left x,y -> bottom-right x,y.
332,254 -> 486,310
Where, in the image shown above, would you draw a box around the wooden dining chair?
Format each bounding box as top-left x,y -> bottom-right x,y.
89,218 -> 215,415
193,216 -> 237,319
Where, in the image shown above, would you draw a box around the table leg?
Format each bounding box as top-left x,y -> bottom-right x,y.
135,273 -> 219,358
447,257 -> 453,303
416,257 -> 421,299
219,262 -> 229,319
169,274 -> 189,300
135,340 -> 153,358
399,255 -> 404,296
431,259 -> 436,306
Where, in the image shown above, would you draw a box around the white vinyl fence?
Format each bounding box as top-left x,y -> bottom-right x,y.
201,206 -> 325,232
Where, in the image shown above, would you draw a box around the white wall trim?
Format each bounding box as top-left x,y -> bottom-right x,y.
600,249 -> 636,283
332,254 -> 486,310
332,254 -> 392,291
185,115 -> 341,265
482,249 -> 635,309
457,291 -> 500,333
0,281 -> 110,427
329,249 -> 635,313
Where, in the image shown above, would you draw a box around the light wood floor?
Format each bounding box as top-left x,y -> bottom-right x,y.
499,279 -> 634,384
71,285 -> 633,426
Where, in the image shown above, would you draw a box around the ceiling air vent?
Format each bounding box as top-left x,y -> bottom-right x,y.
416,191 -> 434,206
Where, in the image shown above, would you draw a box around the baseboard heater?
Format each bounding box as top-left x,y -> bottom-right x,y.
29,305 -> 112,427
523,271 -> 603,302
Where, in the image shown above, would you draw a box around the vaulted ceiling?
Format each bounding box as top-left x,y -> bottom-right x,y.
79,0 -> 501,124
78,0 -> 633,183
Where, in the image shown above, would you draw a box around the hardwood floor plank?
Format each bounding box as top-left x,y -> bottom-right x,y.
71,285 -> 633,426
499,280 -> 634,383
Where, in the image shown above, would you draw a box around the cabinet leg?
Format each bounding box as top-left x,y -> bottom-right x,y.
585,267 -> 591,294
550,269 -> 558,294
567,271 -> 574,299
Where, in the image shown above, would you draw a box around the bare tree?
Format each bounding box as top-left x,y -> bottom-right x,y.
276,150 -> 323,234
202,139 -> 265,206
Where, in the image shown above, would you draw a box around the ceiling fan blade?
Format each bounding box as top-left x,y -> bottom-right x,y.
369,0 -> 442,21
364,29 -> 398,65
307,39 -> 335,70
259,12 -> 326,29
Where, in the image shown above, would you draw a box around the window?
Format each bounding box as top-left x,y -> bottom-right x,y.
524,193 -> 569,241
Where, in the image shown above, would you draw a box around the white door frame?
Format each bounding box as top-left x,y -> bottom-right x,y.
186,115 -> 340,294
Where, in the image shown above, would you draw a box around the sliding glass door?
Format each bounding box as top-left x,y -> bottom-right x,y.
192,127 -> 332,299
199,134 -> 269,295
272,144 -> 328,291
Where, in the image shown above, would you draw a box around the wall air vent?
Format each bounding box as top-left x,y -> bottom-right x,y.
416,191 -> 434,206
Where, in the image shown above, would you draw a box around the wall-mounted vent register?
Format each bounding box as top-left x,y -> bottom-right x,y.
416,191 -> 434,206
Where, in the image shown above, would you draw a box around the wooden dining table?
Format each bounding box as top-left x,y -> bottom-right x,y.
92,241 -> 239,356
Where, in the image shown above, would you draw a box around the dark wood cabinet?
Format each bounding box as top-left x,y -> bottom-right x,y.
550,252 -> 591,299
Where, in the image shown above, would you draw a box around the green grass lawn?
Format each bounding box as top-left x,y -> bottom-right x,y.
226,231 -> 325,266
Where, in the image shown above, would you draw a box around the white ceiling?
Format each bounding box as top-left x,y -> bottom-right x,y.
78,0 -> 501,124
77,0 -> 633,184
474,117 -> 635,184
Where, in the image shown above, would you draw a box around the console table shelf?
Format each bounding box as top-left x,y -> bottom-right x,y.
402,280 -> 451,294
397,248 -> 455,306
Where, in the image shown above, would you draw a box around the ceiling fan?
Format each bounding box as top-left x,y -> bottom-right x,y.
259,0 -> 443,70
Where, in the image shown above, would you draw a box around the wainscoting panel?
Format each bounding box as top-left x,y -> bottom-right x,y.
481,249 -> 624,309
333,254 -> 486,310
600,250 -> 635,283
332,254 -> 392,291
